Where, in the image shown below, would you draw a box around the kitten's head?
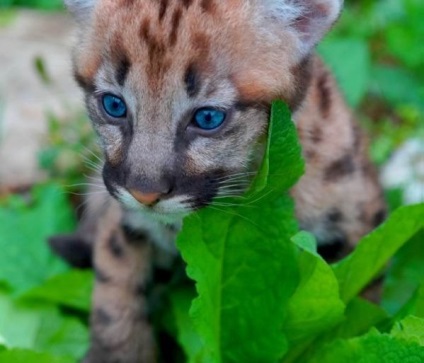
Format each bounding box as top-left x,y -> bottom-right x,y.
67,0 -> 342,220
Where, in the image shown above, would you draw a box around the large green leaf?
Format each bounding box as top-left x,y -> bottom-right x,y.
333,204 -> 424,303
176,101 -> 304,363
0,184 -> 76,295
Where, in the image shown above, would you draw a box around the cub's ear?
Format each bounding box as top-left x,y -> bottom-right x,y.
64,0 -> 96,23
261,0 -> 343,58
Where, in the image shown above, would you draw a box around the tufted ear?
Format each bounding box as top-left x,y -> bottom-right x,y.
260,0 -> 343,58
64,0 -> 96,23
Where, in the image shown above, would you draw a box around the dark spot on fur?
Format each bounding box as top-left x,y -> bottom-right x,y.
201,0 -> 216,13
372,209 -> 387,228
191,32 -> 211,63
139,18 -> 150,41
324,153 -> 356,182
135,282 -> 147,296
169,8 -> 182,46
123,224 -> 148,243
93,308 -> 113,326
318,236 -> 347,262
184,64 -> 200,97
222,125 -> 242,138
119,0 -> 135,6
73,70 -> 94,93
108,233 -> 124,258
317,70 -> 331,118
352,123 -> 361,152
327,208 -> 344,223
361,160 -> 379,182
234,100 -> 268,112
94,265 -> 111,283
181,0 -> 193,8
304,149 -> 317,161
289,56 -> 313,112
357,203 -> 368,224
311,125 -> 323,144
115,55 -> 131,86
158,0 -> 169,21
139,20 -> 171,81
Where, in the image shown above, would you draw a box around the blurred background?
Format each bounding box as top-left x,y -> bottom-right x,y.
0,0 -> 423,361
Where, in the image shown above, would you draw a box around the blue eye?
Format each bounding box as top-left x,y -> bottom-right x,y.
193,108 -> 226,131
102,94 -> 127,118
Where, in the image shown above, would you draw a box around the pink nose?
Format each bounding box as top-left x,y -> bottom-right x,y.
129,190 -> 161,206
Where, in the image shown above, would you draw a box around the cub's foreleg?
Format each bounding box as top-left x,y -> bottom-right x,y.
83,202 -> 156,363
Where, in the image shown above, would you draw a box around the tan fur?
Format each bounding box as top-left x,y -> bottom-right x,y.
62,0 -> 386,361
292,57 -> 384,252
84,198 -> 156,363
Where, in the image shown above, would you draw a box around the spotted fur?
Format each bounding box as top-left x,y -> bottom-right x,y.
60,0 -> 385,361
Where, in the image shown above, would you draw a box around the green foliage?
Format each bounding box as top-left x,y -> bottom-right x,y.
176,101 -> 302,363
382,231 -> 424,315
0,0 -> 63,10
320,0 -> 424,170
333,205 -> 424,303
0,184 -> 93,362
0,350 -> 74,363
1,0 -> 423,362
2,104 -> 423,363
24,270 -> 93,312
172,102 -> 424,363
0,184 -> 75,295
285,232 -> 345,344
310,327 -> 424,362
318,38 -> 370,107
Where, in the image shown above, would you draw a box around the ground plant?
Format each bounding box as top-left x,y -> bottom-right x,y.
0,0 -> 423,362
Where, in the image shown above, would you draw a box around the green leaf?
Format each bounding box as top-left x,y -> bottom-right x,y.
408,285 -> 424,319
34,56 -> 52,85
23,270 -> 94,312
285,232 -> 345,344
0,184 -> 76,295
287,298 -> 389,363
310,329 -> 424,363
318,38 -> 370,107
177,101 -> 304,363
170,287 -> 205,363
333,298 -> 388,340
369,65 -> 424,110
0,291 -> 88,360
0,349 -> 74,363
333,204 -> 424,303
391,316 -> 424,346
382,230 -> 424,315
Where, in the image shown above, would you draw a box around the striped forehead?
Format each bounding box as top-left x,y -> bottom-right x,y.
92,0 -> 224,90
